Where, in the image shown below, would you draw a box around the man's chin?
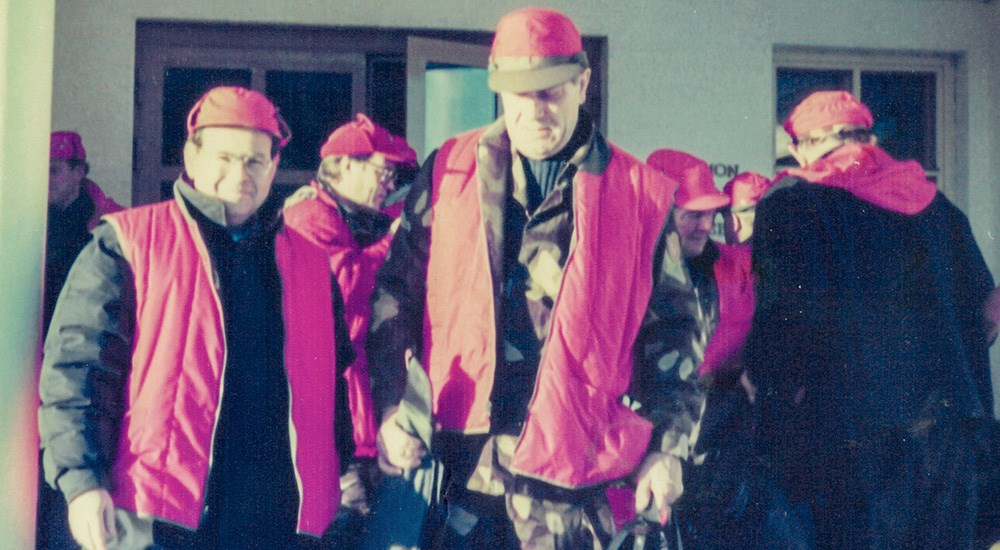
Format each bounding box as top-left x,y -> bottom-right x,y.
517,143 -> 559,160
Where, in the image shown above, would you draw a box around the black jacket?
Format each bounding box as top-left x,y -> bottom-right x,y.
746,179 -> 994,463
39,181 -> 354,545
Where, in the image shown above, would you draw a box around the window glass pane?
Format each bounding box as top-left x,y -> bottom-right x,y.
368,55 -> 406,138
424,63 -> 495,156
368,55 -> 418,185
266,71 -> 354,172
861,71 -> 936,170
776,68 -> 852,124
775,68 -> 851,164
162,67 -> 252,166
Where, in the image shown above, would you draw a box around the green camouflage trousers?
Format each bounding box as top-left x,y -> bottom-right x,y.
466,434 -> 616,549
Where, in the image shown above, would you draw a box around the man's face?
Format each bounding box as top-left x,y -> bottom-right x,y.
723,206 -> 755,245
500,68 -> 590,160
333,153 -> 397,210
183,127 -> 278,226
48,159 -> 84,208
673,206 -> 718,258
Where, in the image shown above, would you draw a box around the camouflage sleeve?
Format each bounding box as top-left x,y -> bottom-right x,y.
630,225 -> 707,460
366,150 -> 436,422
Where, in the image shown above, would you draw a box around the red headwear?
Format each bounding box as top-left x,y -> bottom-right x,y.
488,7 -> 588,93
723,172 -> 771,211
320,114 -> 416,166
51,131 -> 86,161
186,86 -> 291,148
783,91 -> 873,140
647,149 -> 729,211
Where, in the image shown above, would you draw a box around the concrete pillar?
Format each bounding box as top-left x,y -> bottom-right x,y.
0,0 -> 55,547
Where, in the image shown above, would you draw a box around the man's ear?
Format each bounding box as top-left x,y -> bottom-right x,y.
182,140 -> 198,168
576,67 -> 592,105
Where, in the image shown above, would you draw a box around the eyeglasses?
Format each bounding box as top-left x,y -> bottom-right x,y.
209,152 -> 274,177
361,159 -> 396,182
792,127 -> 872,148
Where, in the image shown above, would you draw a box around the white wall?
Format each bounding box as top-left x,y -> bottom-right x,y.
50,0 -> 1000,411
2,1 -> 55,546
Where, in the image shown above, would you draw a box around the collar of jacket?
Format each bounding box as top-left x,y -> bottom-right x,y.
778,143 -> 936,215
477,109 -> 610,179
469,111 -> 606,292
173,178 -> 283,238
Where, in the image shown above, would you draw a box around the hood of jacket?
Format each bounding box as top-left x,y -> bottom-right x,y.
780,143 -> 936,215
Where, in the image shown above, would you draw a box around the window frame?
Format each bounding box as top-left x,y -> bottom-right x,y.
774,47 -> 957,199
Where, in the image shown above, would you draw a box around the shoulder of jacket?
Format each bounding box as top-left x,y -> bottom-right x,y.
284,185 -> 319,210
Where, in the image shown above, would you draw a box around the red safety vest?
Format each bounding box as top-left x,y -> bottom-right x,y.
423,128 -> 676,488
284,181 -> 402,458
103,196 -> 340,535
700,243 -> 755,377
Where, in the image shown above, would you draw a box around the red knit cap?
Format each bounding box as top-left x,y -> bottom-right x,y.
488,7 -> 588,93
186,86 -> 291,148
319,114 -> 416,166
723,172 -> 771,210
783,91 -> 873,139
51,131 -> 86,161
647,149 -> 729,211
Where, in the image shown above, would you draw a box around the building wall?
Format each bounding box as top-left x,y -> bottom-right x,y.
51,0 -> 1000,409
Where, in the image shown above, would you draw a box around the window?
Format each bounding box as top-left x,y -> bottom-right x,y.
133,21 -> 607,206
774,48 -> 956,196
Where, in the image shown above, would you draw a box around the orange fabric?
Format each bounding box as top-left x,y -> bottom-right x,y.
83,179 -> 123,230
423,132 -> 497,433
103,199 -> 339,534
424,128 -> 677,487
284,181 -> 399,457
781,143 -> 936,215
783,91 -> 873,139
700,243 -> 755,377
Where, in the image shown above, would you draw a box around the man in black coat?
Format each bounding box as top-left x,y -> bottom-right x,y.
745,91 -> 995,548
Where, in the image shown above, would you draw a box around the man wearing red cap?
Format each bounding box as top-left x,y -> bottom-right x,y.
367,8 -> 703,548
283,113 -> 418,546
39,86 -> 354,549
644,149 -> 762,547
34,132 -> 123,549
746,90 -> 995,547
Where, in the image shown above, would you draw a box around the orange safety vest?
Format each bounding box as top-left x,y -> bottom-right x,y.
423,128 -> 676,488
103,196 -> 340,535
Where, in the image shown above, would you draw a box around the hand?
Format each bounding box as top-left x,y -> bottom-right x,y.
67,488 -> 117,550
376,409 -> 427,475
634,452 -> 684,525
339,464 -> 371,514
